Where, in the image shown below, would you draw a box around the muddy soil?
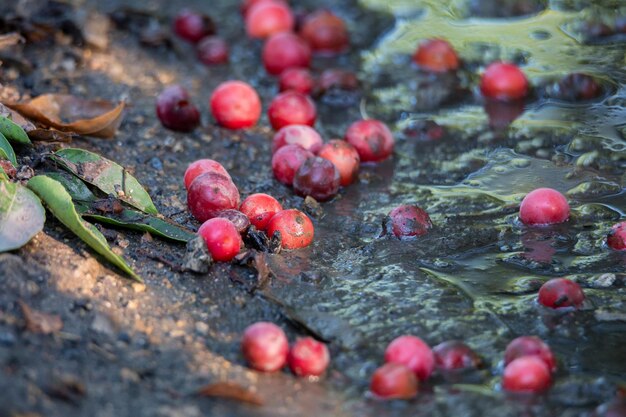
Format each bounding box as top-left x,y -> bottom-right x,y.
1,0 -> 625,416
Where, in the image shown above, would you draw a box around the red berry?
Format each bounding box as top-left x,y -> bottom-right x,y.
412,39 -> 460,73
344,119 -> 394,163
187,172 -> 241,223
262,32 -> 311,76
156,85 -> 200,132
287,337 -> 330,377
245,1 -> 294,39
480,62 -> 529,101
210,81 -> 262,129
384,335 -> 435,381
519,188 -> 570,225
300,10 -> 349,56
293,157 -> 341,202
241,322 -> 289,372
433,341 -> 481,371
317,140 -> 360,186
502,356 -> 552,393
173,9 -> 216,43
504,336 -> 556,372
538,278 -> 585,309
214,209 -> 251,234
271,144 -> 314,186
272,125 -> 323,154
608,222 -> 626,251
268,91 -> 317,130
279,68 -> 315,94
241,0 -> 287,16
198,218 -> 243,262
557,73 -> 601,101
370,363 -> 418,400
387,205 -> 432,238
484,98 -> 525,130
266,209 -> 314,249
184,159 -> 231,190
316,68 -> 359,94
239,193 -> 284,231
197,36 -> 229,65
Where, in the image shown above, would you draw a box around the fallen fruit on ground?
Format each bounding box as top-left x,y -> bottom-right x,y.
480,62 -> 529,101
197,36 -> 229,65
504,336 -> 556,372
538,278 -> 585,309
344,119 -> 394,163
184,159 -> 231,190
288,337 -> 330,377
266,209 -> 314,249
293,156 -> 341,202
370,363 -> 418,400
433,341 -> 481,371
240,193 -> 284,231
279,68 -> 315,95
387,204 -> 433,238
317,140 -> 360,186
262,32 -> 311,75
187,172 -> 241,223
384,335 -> 435,381
210,81 -> 262,129
173,9 -> 216,43
271,144 -> 314,186
519,188 -> 570,226
607,221 -> 626,251
156,85 -> 200,132
198,217 -> 243,262
413,38 -> 460,73
502,356 -> 552,393
300,10 -> 349,56
272,124 -> 323,154
268,91 -> 317,130
245,0 -> 294,39
241,322 -> 289,372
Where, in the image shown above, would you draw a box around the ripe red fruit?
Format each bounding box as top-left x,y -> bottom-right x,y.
268,91 -> 317,130
300,10 -> 349,56
271,144 -> 314,186
502,356 -> 552,393
241,322 -> 289,372
370,363 -> 418,400
187,172 -> 241,223
197,36 -> 229,65
241,0 -> 287,16
266,209 -> 314,249
239,193 -> 284,231
293,157 -> 341,202
344,119 -> 394,163
387,205 -> 432,238
272,124 -> 323,154
519,188 -> 570,225
214,209 -> 251,234
173,9 -> 216,43
210,81 -> 262,129
317,140 -> 360,186
279,68 -> 315,95
480,62 -> 529,101
607,222 -> 626,251
184,159 -> 231,190
198,218 -> 242,262
245,1 -> 294,39
384,335 -> 435,381
156,85 -> 200,132
412,39 -> 460,73
262,32 -> 311,76
538,278 -> 585,309
287,337 -> 330,377
433,341 -> 481,371
504,336 -> 556,372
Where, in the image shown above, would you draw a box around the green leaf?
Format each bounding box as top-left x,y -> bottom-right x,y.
0,180 -> 45,252
51,148 -> 158,215
0,132 -> 17,165
0,115 -> 31,145
28,175 -> 142,281
44,171 -> 97,203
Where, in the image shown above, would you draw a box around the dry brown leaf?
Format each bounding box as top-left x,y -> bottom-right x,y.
18,300 -> 64,334
5,94 -> 125,138
197,382 -> 264,406
0,33 -> 24,50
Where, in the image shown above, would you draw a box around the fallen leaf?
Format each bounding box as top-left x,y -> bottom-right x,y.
5,94 -> 125,138
0,32 -> 24,50
18,300 -> 63,334
197,382 -> 264,406
0,180 -> 45,253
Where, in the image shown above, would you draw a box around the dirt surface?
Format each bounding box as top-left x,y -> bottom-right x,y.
1,0 -> 625,416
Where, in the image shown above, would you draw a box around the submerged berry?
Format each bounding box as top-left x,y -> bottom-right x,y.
187,172 -> 240,223
538,278 -> 585,309
198,217 -> 242,262
317,140 -> 360,186
268,91 -> 317,130
384,335 -> 435,381
241,322 -> 289,372
293,157 -> 341,202
156,85 -> 200,132
387,205 -> 433,238
300,10 -> 349,55
279,68 -> 315,95
315,68 -> 359,94
607,222 -> 626,251
504,336 -> 556,372
272,125 -> 323,154
344,119 -> 394,163
555,73 -> 602,101
184,159 -> 231,190
271,144 -> 314,186
262,32 -> 311,76
480,62 -> 529,101
266,209 -> 314,249
412,39 -> 460,73
210,81 -> 262,129
197,36 -> 229,65
519,188 -> 570,226
433,341 -> 481,371
173,9 -> 216,43
239,193 -> 284,231
288,337 -> 330,377
245,0 -> 294,39
370,363 -> 418,400
503,356 -> 552,393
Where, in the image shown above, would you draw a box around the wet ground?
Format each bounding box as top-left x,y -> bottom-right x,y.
1,0 -> 625,416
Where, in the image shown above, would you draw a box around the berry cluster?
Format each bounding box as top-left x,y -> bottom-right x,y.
173,9 -> 229,66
